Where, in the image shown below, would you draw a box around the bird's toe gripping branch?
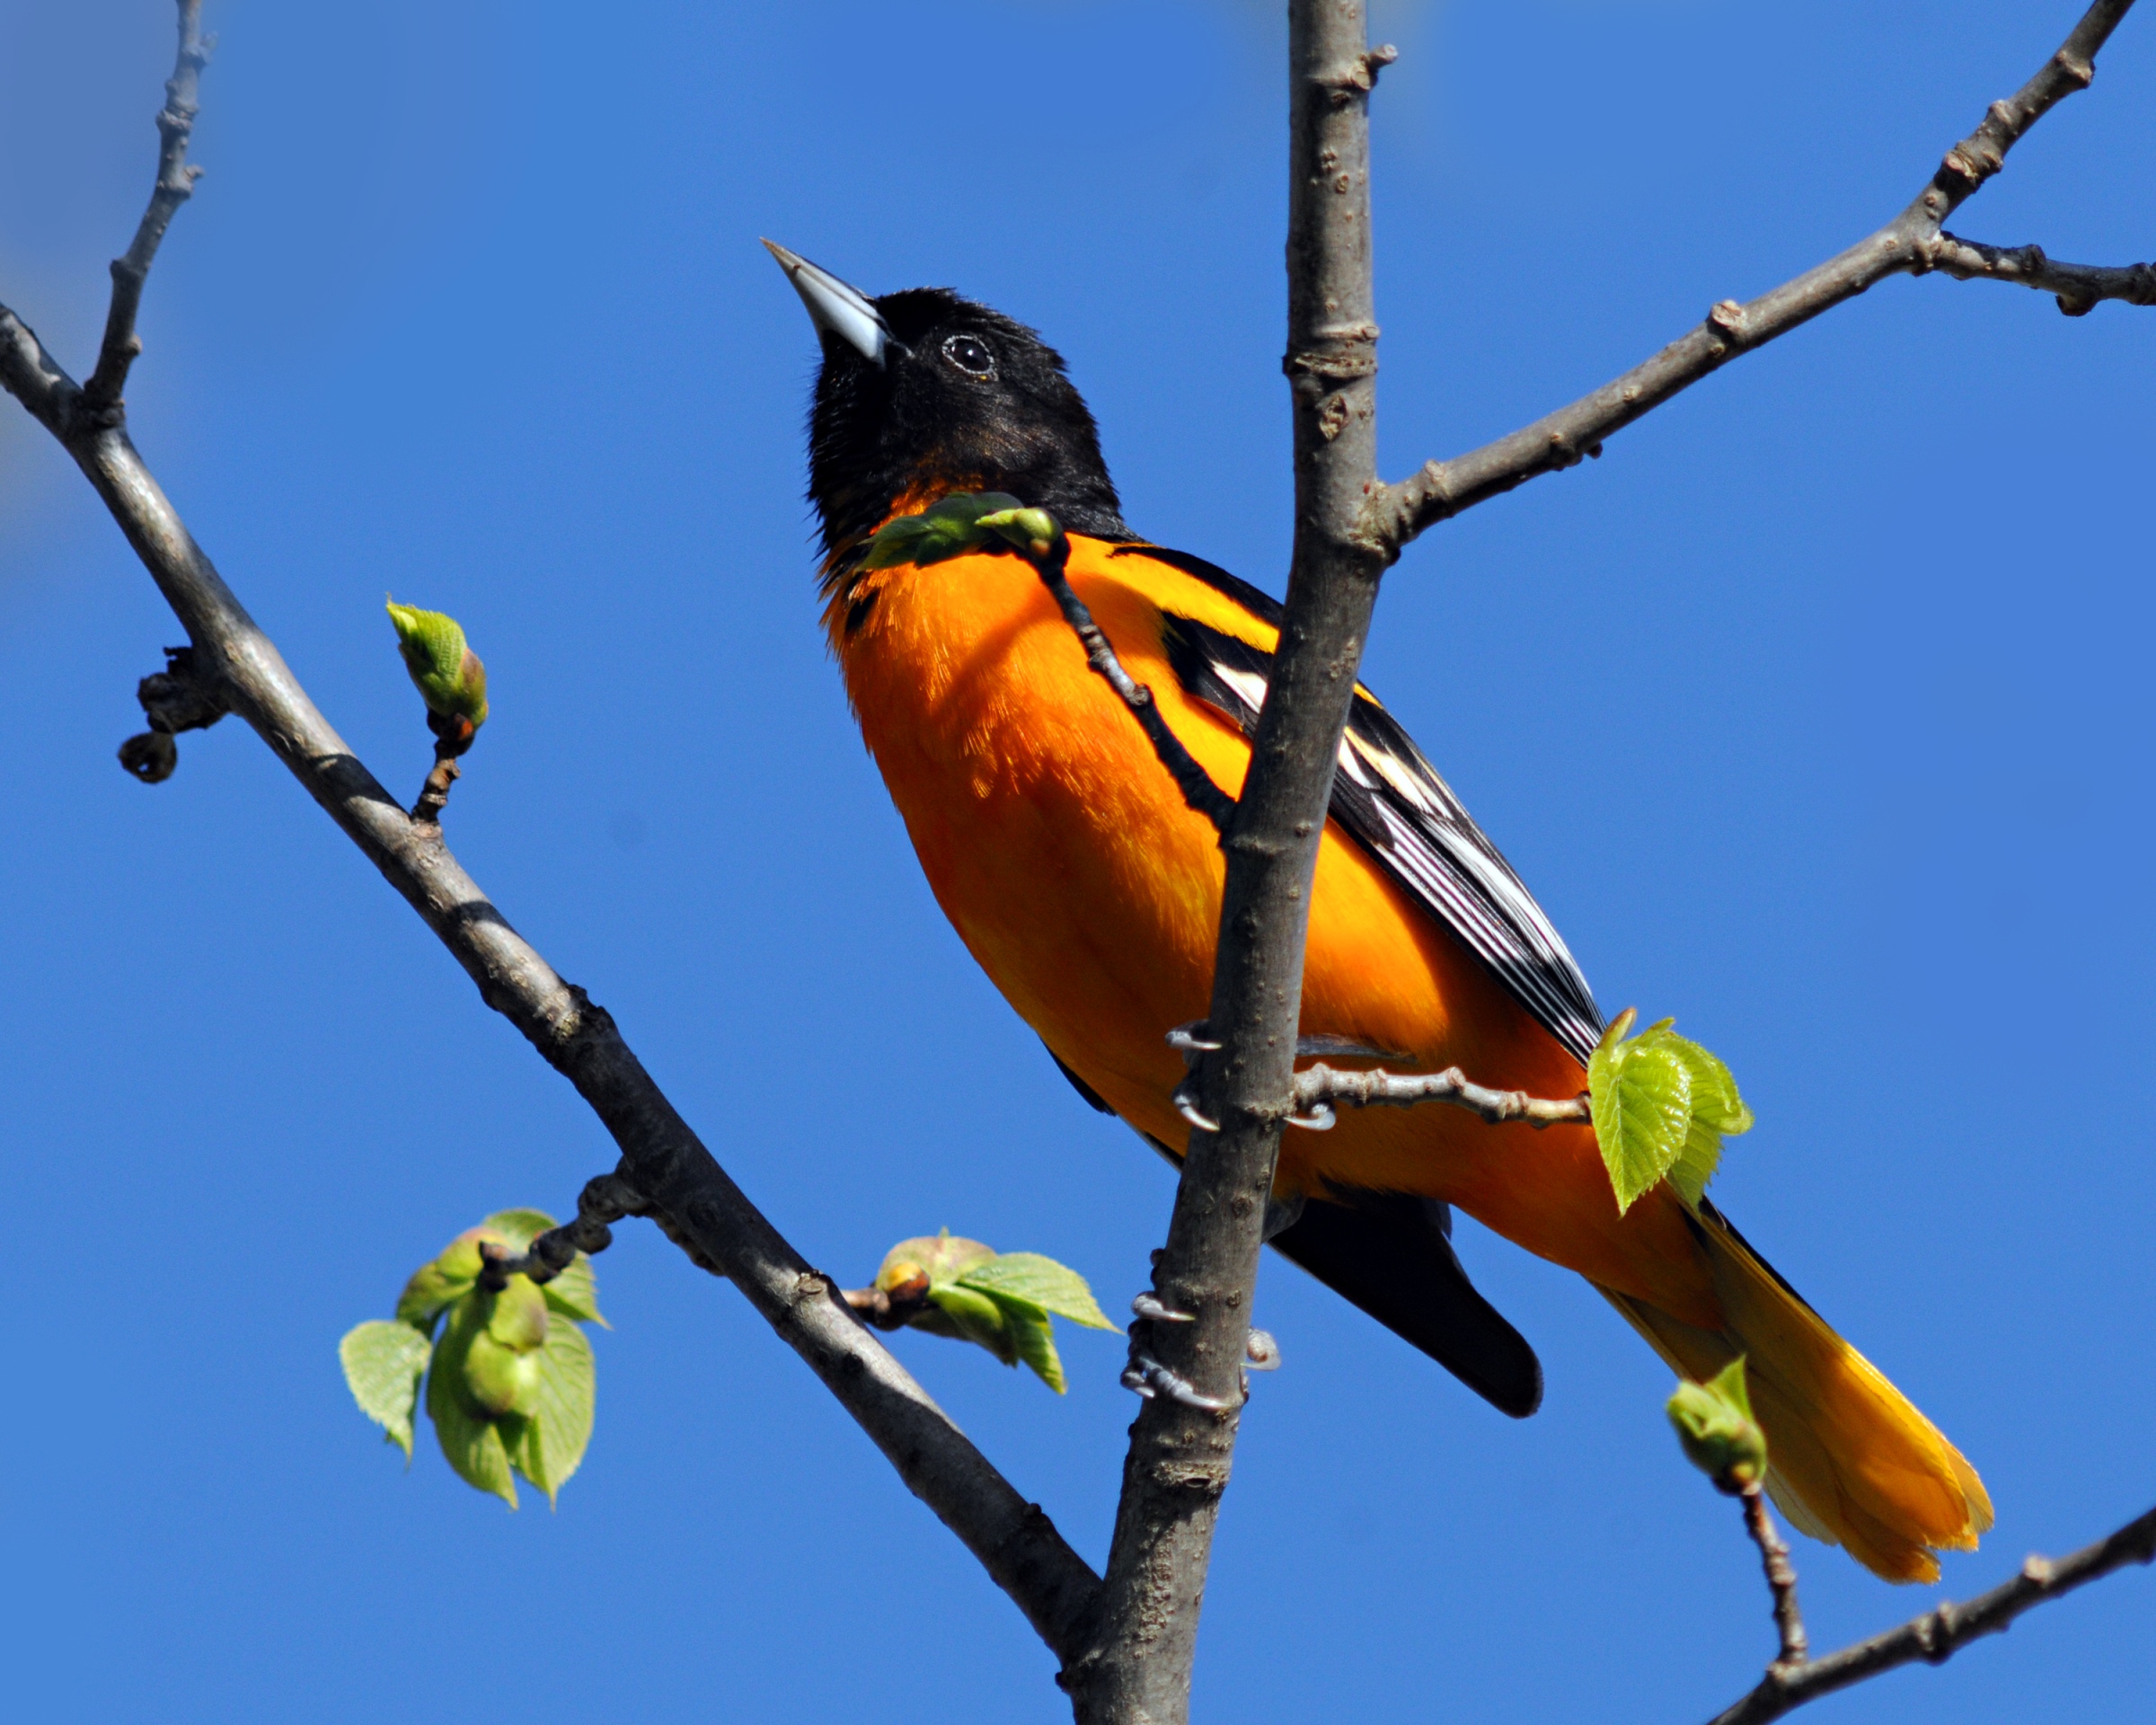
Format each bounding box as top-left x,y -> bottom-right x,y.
1121,1292 -> 1281,1410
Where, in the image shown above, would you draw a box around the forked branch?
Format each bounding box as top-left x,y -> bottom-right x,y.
1709,1500 -> 2156,1725
0,1 -> 1101,1668
82,0 -> 208,413
1365,0 -> 2144,554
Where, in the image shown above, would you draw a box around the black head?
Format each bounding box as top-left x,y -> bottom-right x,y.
766,243 -> 1129,584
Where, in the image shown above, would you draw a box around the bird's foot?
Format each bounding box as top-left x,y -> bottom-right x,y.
1121,1291 -> 1283,1409
1164,1024 -> 1407,1132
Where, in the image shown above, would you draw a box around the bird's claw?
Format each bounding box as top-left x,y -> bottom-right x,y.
1120,1351 -> 1237,1411
1122,1288 -> 1281,1406
1166,1020 -> 1223,1058
1172,1079 -> 1219,1133
1132,1292 -> 1195,1323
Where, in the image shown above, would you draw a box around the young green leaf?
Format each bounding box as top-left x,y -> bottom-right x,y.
1666,1357 -> 1770,1491
1589,1010 -> 1693,1213
394,1225 -> 503,1331
975,506 -> 1065,561
541,1253 -> 606,1326
1589,1012 -> 1755,1211
427,1296 -> 518,1507
923,1280 -> 1019,1363
385,598 -> 489,734
510,1315 -> 597,1508
879,1230 -> 997,1292
339,1319 -> 432,1460
999,1303 -> 1067,1393
481,1208 -> 555,1252
956,1252 -> 1116,1330
861,492 -> 1027,571
462,1280 -> 549,1419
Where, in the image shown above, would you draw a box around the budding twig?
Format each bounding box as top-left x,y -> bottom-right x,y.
411,746 -> 460,825
1289,1061 -> 1590,1128
1011,529 -> 1237,834
1367,0 -> 2145,554
1740,1484 -> 1808,1673
474,1170 -> 650,1290
81,0 -> 208,413
844,1274 -> 933,1331
1920,232 -> 2156,315
1707,1499 -> 2156,1725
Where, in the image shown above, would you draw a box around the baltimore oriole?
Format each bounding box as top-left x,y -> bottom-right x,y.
766,240 -> 1991,1583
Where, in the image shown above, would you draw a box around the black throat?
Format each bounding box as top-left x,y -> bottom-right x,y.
805,288 -> 1131,588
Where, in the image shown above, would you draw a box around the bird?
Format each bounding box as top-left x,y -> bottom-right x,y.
764,239 -> 1992,1583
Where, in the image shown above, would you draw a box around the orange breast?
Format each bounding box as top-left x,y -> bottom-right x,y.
832,534 -> 1714,1322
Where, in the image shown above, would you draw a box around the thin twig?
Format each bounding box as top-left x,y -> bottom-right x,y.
1740,1485 -> 1809,1674
1707,1501 -> 2156,1725
0,3 -> 1101,1668
1291,1061 -> 1589,1127
81,0 -> 208,413
844,1274 -> 935,1331
1365,0 -> 2143,554
411,748 -> 460,824
474,1171 -> 649,1291
1024,535 -> 1236,833
1922,232 -> 2156,314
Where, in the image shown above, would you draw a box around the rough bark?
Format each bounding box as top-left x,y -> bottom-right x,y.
1062,6 -> 1394,1721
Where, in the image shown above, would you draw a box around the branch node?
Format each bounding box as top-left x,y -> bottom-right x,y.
119,644 -> 228,782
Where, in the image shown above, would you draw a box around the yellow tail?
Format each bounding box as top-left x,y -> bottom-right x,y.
1600,1200 -> 1993,1582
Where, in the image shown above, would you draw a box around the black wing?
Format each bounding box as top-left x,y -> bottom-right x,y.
1268,1188 -> 1542,1417
1113,544 -> 1604,1066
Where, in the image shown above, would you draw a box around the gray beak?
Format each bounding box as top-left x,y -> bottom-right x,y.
763,240 -> 906,368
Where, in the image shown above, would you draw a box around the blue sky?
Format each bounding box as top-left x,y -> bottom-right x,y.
3,2 -> 2152,1720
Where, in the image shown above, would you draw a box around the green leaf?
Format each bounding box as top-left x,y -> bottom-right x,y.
541,1252 -> 605,1326
481,1209 -> 557,1253
339,1320 -> 432,1460
510,1316 -> 597,1508
426,1296 -> 517,1507
975,506 -> 1065,560
957,1253 -> 1116,1330
386,598 -> 489,730
1589,1012 -> 1754,1212
462,1280 -> 549,1418
1666,1356 -> 1768,1491
924,1281 -> 1017,1364
860,492 -> 1027,571
998,1302 -> 1067,1393
394,1225 -> 504,1330
1589,1010 -> 1692,1214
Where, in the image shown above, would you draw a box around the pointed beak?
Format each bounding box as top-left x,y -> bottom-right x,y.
763,239 -> 906,368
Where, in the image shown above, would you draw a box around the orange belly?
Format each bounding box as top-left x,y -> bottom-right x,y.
833,535 -> 1716,1324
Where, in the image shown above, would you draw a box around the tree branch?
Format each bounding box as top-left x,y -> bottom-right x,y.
0,3 -> 1101,1669
1288,1061 -> 1589,1128
82,0 -> 207,413
1025,531 -> 1235,832
1065,8 -> 1395,1721
1739,1485 -> 1809,1674
1922,232 -> 2156,314
1707,1500 -> 2156,1725
1365,0 -> 2142,554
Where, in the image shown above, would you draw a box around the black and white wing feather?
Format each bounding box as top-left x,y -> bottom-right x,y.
1121,545 -> 1604,1066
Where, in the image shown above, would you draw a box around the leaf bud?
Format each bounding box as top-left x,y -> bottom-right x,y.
1667,1357 -> 1770,1492
386,598 -> 489,748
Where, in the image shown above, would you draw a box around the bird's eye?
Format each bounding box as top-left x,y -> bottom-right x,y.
941,334 -> 996,378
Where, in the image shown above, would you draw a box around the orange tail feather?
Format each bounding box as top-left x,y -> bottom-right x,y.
1602,1201 -> 1992,1583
